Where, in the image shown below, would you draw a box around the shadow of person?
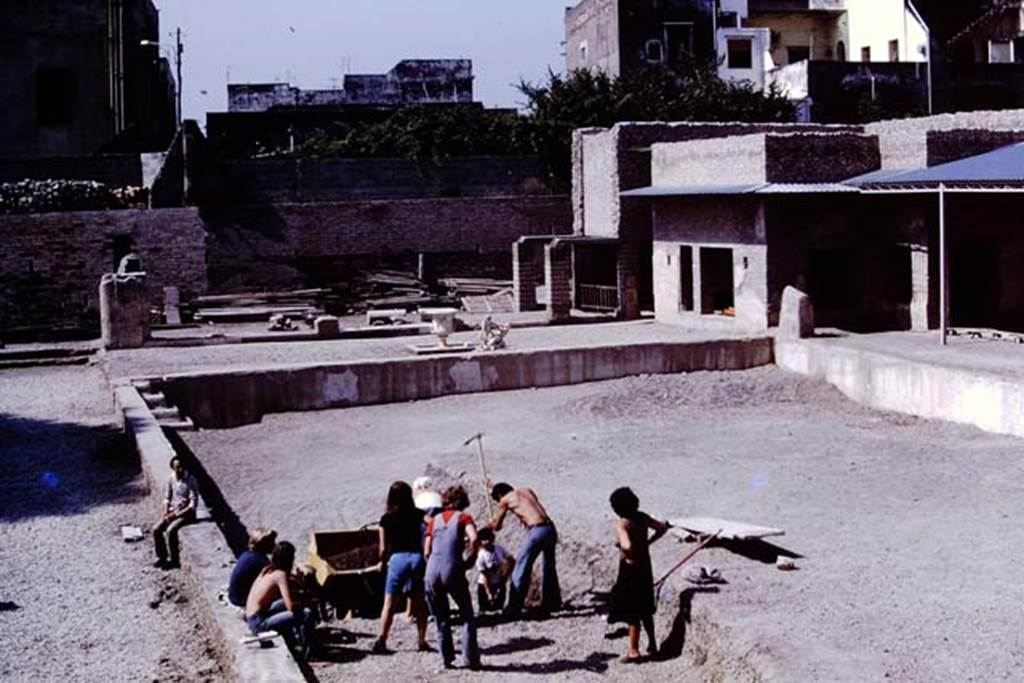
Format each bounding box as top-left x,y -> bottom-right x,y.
482,635 -> 555,656
658,586 -> 721,661
481,651 -> 617,675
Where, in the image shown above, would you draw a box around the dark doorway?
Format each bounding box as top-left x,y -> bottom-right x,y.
679,246 -> 694,311
808,248 -> 855,310
952,243 -> 1001,328
700,247 -> 734,314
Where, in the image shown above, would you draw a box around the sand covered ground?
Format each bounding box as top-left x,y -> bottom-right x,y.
183,366 -> 1024,682
0,365 -> 223,682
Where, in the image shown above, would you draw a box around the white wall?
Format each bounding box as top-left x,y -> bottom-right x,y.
845,0 -> 927,63
717,27 -> 772,89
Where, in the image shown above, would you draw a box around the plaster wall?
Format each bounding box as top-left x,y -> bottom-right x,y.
845,0 -> 927,63
776,338 -> 1024,439
652,135 -> 768,186
652,198 -> 769,332
154,337 -> 775,428
866,109 -> 1024,169
580,129 -> 622,237
565,0 -> 621,75
746,11 -> 844,64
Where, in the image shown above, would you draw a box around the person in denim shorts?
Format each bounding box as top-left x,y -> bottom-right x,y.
373,481 -> 429,653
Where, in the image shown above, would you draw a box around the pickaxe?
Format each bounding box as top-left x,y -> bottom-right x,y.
463,432 -> 494,518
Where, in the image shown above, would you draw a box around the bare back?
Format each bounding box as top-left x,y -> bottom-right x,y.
245,567 -> 289,616
504,488 -> 550,528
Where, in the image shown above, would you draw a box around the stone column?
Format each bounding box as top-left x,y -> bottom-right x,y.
513,238 -> 542,312
545,241 -> 572,322
910,245 -> 931,331
100,272 -> 151,349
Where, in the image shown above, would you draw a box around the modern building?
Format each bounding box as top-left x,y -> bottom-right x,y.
226,60 -> 474,113
0,0 -> 177,158
209,60 -> 478,156
565,0 -> 718,77
948,0 -> 1024,63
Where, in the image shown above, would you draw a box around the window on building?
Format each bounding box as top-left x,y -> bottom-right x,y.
37,68 -> 75,127
700,248 -> 735,315
989,40 -> 1014,63
664,22 -> 695,65
787,45 -> 810,64
646,39 -> 664,63
727,39 -> 753,69
861,46 -> 872,62
889,39 -> 900,62
679,246 -> 694,312
579,41 -> 589,64
837,41 -> 847,62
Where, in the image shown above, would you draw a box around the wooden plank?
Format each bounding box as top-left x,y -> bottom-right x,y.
670,516 -> 784,541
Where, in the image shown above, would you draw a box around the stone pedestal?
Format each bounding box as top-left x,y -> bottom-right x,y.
315,316 -> 341,338
779,286 -> 815,339
100,272 -> 151,349
163,286 -> 182,325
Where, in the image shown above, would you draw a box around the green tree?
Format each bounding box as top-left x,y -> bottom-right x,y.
519,61 -> 796,190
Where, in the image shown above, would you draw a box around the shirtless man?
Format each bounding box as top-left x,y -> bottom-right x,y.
245,541 -> 314,653
490,482 -> 562,617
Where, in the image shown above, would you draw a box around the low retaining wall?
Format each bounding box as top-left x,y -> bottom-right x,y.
153,338 -> 774,428
115,385 -> 304,682
776,339 -> 1024,439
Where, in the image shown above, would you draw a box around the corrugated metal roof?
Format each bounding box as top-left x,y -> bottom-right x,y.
847,143 -> 1024,188
621,184 -> 765,197
621,182 -> 857,197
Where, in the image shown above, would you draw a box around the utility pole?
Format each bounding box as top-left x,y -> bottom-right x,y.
175,28 -> 183,128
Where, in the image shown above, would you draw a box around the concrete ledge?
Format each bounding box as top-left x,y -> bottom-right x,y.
150,337 -> 774,428
776,338 -> 1024,438
115,385 -> 305,682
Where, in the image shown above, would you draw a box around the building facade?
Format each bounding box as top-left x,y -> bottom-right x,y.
0,0 -> 176,158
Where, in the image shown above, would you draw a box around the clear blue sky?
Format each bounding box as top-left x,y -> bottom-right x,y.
154,1 -> 569,125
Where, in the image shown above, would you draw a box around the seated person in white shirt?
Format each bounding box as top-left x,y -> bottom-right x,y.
474,527 -> 514,612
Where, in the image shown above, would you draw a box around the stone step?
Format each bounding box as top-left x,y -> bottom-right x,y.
141,391 -> 168,408
150,406 -> 181,420
133,380 -> 153,393
157,417 -> 196,432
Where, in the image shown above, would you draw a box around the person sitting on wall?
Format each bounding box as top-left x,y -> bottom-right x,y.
153,456 -> 199,570
490,482 -> 562,618
245,541 -> 316,656
227,528 -> 278,608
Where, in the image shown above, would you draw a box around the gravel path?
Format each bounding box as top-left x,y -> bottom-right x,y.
182,366 -> 1024,681
0,364 -> 223,683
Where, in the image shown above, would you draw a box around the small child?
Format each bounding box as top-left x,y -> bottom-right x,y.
474,527 -> 513,612
608,487 -> 670,662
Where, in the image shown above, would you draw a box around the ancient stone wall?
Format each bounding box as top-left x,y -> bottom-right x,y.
203,196 -> 573,292
0,208 -> 207,335
0,155 -> 144,186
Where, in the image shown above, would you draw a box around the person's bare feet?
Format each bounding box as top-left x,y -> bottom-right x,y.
620,652 -> 643,663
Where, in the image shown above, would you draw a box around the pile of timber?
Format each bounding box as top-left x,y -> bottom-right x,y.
192,289 -> 330,323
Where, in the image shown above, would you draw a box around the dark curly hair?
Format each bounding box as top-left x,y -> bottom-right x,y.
609,487 -> 640,518
442,485 -> 470,511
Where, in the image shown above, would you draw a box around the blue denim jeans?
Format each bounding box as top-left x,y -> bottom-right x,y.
426,576 -> 479,668
506,523 -> 561,616
246,598 -> 313,647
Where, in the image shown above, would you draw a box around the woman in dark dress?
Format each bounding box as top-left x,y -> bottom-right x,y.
608,487 -> 670,662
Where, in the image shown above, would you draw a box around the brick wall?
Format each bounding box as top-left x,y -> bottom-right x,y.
927,129 -> 1024,167
0,208 -> 207,335
0,155 -> 143,186
203,196 -> 573,292
207,156 -> 550,204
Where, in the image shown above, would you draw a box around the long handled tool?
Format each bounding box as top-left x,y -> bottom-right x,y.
463,432 -> 494,518
653,529 -> 721,599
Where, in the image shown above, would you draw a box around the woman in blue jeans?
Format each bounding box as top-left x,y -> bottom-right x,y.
424,485 -> 481,669
373,481 -> 430,653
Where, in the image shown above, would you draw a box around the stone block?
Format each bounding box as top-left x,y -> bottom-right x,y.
779,286 -> 814,339
315,315 -> 341,338
100,272 -> 151,349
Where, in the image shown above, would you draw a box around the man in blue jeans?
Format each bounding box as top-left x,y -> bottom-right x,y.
490,482 -> 562,618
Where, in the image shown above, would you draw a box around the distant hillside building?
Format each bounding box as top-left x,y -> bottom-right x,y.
227,60 -> 474,113
566,0 -> 1024,121
0,0 -> 176,158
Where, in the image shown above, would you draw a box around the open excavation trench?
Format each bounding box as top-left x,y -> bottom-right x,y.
179,365 -> 1024,681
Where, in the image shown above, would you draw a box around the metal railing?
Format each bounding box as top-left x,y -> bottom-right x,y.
577,284 -> 619,312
